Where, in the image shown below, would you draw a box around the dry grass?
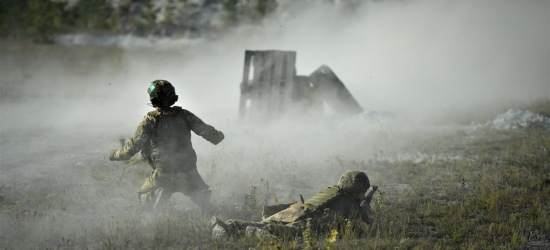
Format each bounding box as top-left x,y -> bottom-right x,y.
1,121 -> 548,249
1,40 -> 548,250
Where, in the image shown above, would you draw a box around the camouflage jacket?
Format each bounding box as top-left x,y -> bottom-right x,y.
110,106 -> 224,172
263,171 -> 373,225
263,187 -> 366,224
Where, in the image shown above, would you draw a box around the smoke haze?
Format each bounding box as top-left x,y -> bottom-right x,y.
0,0 -> 548,247
3,0 -> 548,129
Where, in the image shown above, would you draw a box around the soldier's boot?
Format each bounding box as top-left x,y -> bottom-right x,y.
152,187 -> 173,210
210,216 -> 229,240
245,226 -> 274,240
191,189 -> 216,215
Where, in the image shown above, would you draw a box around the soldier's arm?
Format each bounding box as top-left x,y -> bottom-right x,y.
184,110 -> 224,145
109,116 -> 155,161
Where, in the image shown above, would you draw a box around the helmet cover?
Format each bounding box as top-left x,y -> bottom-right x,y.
148,80 -> 178,107
337,170 -> 370,194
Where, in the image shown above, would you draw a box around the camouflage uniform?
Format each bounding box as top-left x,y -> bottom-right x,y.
110,80 -> 224,210
211,171 -> 374,239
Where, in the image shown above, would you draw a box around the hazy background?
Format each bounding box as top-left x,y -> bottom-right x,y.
0,0 -> 548,247
2,0 -> 548,131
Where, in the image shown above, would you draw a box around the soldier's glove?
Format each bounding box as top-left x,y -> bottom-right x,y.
109,149 -> 118,161
210,131 -> 225,145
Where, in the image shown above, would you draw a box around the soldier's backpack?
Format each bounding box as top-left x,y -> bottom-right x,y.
140,107 -> 190,170
262,185 -> 343,223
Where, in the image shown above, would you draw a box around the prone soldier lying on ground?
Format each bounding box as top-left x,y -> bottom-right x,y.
210,170 -> 378,240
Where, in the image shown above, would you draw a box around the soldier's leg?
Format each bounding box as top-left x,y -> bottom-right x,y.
225,219 -> 269,237
177,169 -> 213,210
210,216 -> 229,239
245,226 -> 275,239
138,170 -> 173,210
190,189 -> 212,211
137,171 -> 158,209
152,187 -> 173,209
210,216 -> 276,239
266,223 -> 300,238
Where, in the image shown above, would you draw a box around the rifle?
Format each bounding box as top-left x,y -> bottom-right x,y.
358,186 -> 378,224
360,185 -> 378,208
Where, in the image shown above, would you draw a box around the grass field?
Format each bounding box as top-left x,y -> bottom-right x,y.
1,101 -> 548,249
0,38 -> 548,249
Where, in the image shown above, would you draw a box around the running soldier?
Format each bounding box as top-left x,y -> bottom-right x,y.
109,80 -> 224,211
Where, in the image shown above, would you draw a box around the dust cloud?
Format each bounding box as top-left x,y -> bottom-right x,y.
0,0 -> 548,248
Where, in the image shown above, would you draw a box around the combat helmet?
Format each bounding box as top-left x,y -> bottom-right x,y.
147,80 -> 179,107
337,170 -> 370,194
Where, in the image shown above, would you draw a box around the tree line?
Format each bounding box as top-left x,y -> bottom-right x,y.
0,0 -> 277,43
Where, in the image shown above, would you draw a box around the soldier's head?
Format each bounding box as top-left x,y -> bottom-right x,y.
337,170 -> 370,197
148,80 -> 179,108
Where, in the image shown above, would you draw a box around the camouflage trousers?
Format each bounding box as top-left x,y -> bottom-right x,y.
138,168 -> 211,210
225,213 -> 365,239
225,219 -> 305,238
